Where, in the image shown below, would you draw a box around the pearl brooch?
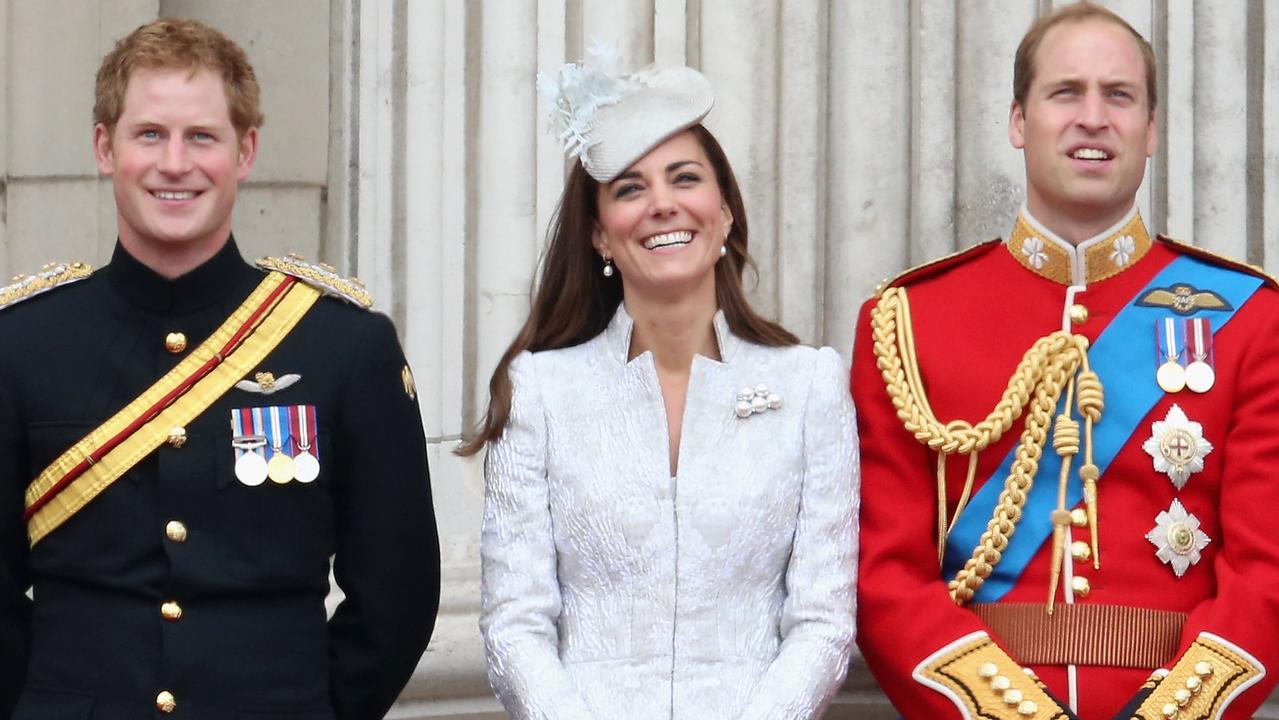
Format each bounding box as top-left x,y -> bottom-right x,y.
735,383 -> 782,418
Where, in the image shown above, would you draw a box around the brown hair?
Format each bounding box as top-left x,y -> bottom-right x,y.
1013,2 -> 1157,114
457,124 -> 798,456
94,17 -> 264,135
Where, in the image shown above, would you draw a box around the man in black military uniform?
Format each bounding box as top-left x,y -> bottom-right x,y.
0,18 -> 440,719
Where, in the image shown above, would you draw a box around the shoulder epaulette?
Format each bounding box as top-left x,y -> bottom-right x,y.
256,254 -> 373,308
873,239 -> 1002,298
1157,235 -> 1279,291
0,262 -> 94,311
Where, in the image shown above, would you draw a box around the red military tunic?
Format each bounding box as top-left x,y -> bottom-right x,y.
853,207 -> 1279,719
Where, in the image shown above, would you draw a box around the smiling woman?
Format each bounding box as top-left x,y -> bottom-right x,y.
459,49 -> 861,720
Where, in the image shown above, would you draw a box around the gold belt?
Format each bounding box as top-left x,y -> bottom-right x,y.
969,602 -> 1187,669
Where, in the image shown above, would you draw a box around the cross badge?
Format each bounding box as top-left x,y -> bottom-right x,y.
1141,403 -> 1213,490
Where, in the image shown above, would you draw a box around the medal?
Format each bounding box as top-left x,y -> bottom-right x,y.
267,453 -> 295,484
1145,498 -> 1211,577
265,406 -> 295,484
235,451 -> 268,486
1141,403 -> 1213,490
231,407 -> 269,486
1154,317 -> 1185,393
291,404 -> 320,483
1184,318 -> 1215,393
1156,361 -> 1185,394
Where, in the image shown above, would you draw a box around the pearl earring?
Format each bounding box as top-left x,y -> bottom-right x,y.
719,245 -> 728,258
602,258 -> 615,277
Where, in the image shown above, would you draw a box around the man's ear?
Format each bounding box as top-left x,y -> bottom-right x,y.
236,127 -> 259,181
1008,100 -> 1027,150
93,124 -> 115,175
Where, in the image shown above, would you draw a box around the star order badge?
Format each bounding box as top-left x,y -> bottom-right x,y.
1145,498 -> 1211,577
1141,403 -> 1213,490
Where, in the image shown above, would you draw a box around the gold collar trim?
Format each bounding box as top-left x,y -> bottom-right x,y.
1006,206 -> 1152,285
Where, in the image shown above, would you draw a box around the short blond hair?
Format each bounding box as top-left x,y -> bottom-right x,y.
1014,2 -> 1157,114
94,17 -> 264,134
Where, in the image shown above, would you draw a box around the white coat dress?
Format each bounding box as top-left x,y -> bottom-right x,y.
480,305 -> 859,720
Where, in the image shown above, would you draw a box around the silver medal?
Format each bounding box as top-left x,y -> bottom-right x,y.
294,451 -> 320,483
1185,361 -> 1215,393
235,451 -> 268,486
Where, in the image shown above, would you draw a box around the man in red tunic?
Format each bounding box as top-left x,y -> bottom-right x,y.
853,4 -> 1279,718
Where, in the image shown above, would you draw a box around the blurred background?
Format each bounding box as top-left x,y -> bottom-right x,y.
2,1 -> 1276,717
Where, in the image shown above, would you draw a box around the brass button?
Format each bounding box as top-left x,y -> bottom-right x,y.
1070,508 -> 1088,527
166,426 -> 187,449
156,690 -> 177,714
161,600 -> 183,621
1070,540 -> 1093,562
165,332 -> 187,353
165,520 -> 188,543
1069,303 -> 1089,325
1071,575 -> 1091,598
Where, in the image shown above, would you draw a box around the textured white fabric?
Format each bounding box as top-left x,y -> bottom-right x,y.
480,305 -> 860,720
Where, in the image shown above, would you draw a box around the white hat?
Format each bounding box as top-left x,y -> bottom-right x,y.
538,43 -> 714,182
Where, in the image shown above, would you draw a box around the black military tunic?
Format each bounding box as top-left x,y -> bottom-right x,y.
0,239 -> 440,719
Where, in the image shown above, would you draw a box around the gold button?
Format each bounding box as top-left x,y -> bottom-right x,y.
1069,303 -> 1089,324
1003,688 -> 1023,705
166,426 -> 187,449
165,332 -> 187,353
156,690 -> 177,714
978,661 -> 998,678
161,600 -> 183,621
1195,660 -> 1214,677
1070,540 -> 1093,562
1070,508 -> 1088,527
990,675 -> 1010,691
1018,700 -> 1038,716
1174,688 -> 1191,706
1071,576 -> 1091,598
1186,675 -> 1202,693
165,520 -> 188,543
1162,702 -> 1178,718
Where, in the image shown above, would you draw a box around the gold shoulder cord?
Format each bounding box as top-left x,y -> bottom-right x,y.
871,287 -> 1104,609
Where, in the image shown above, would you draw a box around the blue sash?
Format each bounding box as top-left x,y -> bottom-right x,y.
942,255 -> 1263,601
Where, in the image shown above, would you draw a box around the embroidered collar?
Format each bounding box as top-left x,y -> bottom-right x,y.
1005,204 -> 1152,285
602,302 -> 740,366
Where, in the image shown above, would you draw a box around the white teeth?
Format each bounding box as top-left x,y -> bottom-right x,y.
643,231 -> 693,250
153,190 -> 196,200
1073,148 -> 1110,160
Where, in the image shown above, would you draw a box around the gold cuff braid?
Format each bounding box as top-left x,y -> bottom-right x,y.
1132,635 -> 1264,719
917,634 -> 1073,719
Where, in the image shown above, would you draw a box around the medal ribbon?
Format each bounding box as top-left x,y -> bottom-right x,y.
292,405 -> 318,458
231,408 -> 256,459
1188,318 -> 1209,362
255,407 -> 272,458
24,273 -> 322,546
1160,317 -> 1183,364
943,256 -> 1264,601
